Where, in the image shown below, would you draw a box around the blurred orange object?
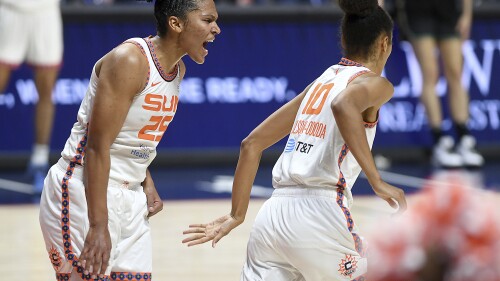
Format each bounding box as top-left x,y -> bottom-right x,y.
368,170 -> 500,281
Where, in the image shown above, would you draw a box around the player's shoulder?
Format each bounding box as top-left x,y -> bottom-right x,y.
103,42 -> 149,73
352,72 -> 393,90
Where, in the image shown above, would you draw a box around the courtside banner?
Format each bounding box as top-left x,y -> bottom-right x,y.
0,20 -> 498,152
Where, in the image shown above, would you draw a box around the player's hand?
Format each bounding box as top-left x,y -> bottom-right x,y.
371,180 -> 407,214
182,214 -> 242,248
143,181 -> 163,217
79,225 -> 111,279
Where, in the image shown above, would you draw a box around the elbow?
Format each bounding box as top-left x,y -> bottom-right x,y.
331,98 -> 348,119
84,144 -> 109,161
85,145 -> 101,156
331,95 -> 360,120
331,99 -> 341,113
240,134 -> 263,155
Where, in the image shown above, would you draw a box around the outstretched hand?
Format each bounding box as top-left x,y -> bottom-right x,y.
182,214 -> 242,248
372,181 -> 407,215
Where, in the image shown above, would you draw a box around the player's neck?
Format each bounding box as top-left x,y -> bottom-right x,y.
150,35 -> 182,74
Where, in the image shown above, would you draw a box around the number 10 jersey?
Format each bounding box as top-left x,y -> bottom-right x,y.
272,58 -> 377,207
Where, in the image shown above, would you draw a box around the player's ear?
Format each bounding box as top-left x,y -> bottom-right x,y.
168,16 -> 183,33
379,34 -> 390,54
384,35 -> 391,50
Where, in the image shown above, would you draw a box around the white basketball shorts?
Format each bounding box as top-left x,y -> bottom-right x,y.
0,3 -> 63,68
241,187 -> 367,281
39,157 -> 152,281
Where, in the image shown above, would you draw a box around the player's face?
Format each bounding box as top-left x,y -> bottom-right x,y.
181,0 -> 221,64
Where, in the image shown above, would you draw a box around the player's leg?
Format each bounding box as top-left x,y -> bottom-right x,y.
273,188 -> 366,281
27,3 -> 63,193
32,68 -> 58,148
40,157 -> 119,281
39,158 -> 89,281
438,38 -> 468,125
404,8 -> 443,130
411,36 -> 441,129
439,38 -> 484,167
411,36 -> 462,167
241,198 -> 304,281
404,8 -> 463,167
30,66 -> 58,189
109,185 -> 153,281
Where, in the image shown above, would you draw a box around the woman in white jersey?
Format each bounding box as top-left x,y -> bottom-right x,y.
39,0 -> 220,280
183,0 -> 406,280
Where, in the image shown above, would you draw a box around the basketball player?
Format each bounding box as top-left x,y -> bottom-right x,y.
39,0 -> 221,280
396,0 -> 483,168
182,0 -> 406,280
0,0 -> 63,194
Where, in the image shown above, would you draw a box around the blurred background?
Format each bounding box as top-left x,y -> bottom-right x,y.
0,0 -> 499,279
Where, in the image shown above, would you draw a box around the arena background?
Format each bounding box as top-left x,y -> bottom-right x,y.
0,2 -> 499,168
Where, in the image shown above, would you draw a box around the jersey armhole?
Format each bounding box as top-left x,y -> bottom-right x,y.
364,110 -> 379,128
345,69 -> 379,127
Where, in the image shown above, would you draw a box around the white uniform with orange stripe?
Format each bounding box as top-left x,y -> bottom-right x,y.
39,37 -> 180,281
0,0 -> 63,68
241,58 -> 375,281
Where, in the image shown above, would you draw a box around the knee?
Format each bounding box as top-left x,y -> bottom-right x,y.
420,69 -> 439,88
445,68 -> 463,86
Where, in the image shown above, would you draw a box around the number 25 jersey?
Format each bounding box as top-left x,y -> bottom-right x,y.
61,37 -> 181,186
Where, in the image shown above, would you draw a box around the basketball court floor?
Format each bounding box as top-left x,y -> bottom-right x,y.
1,161 -> 499,280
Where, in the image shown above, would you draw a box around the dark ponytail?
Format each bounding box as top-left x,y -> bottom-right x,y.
338,0 -> 393,60
338,0 -> 378,17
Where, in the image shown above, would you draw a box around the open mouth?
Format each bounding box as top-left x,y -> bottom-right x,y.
203,39 -> 214,50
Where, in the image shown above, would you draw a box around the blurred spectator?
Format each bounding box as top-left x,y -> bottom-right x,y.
395,0 -> 483,168
0,0 -> 63,195
368,170 -> 500,281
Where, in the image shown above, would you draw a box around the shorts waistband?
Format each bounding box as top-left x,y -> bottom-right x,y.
272,187 -> 338,198
56,157 -> 141,189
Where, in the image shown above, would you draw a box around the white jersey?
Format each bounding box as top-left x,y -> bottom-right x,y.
272,58 -> 376,206
61,37 -> 181,187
